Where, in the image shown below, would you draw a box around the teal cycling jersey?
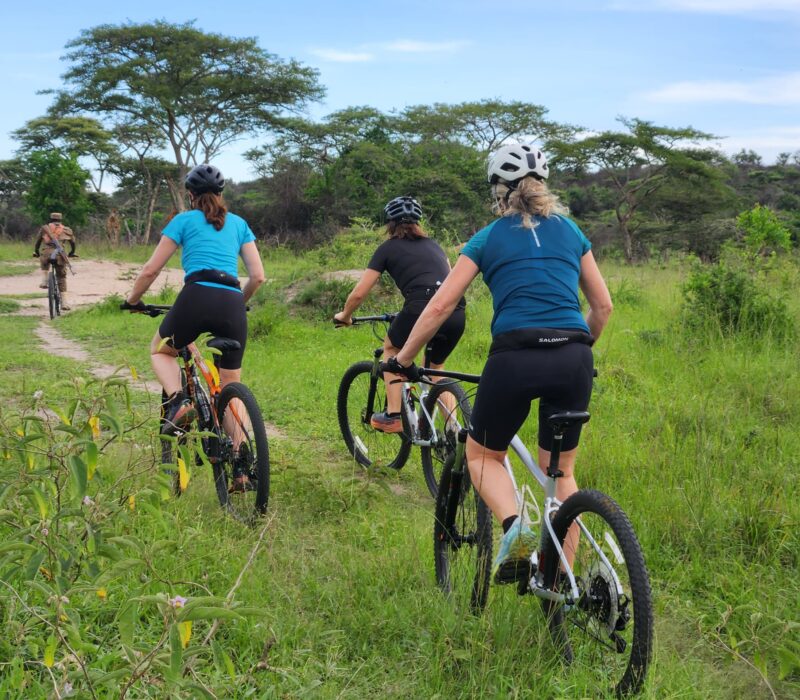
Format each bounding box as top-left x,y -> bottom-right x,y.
162,210 -> 255,292
461,213 -> 591,336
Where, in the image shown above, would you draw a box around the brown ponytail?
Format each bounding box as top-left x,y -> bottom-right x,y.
386,221 -> 427,240
192,192 -> 228,231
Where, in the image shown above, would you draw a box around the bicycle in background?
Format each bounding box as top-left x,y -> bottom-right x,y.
123,303 -> 270,524
335,313 -> 471,498
418,364 -> 653,697
37,238 -> 75,319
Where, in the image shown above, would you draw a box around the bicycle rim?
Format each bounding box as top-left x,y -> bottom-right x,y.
433,457 -> 492,614
213,382 -> 270,525
420,381 -> 471,499
337,361 -> 411,471
540,489 -> 653,697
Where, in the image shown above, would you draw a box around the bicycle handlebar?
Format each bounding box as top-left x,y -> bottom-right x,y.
333,312 -> 398,328
120,302 -> 171,317
121,302 -> 250,317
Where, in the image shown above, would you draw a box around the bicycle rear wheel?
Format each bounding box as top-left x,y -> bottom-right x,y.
433,452 -> 492,614
213,382 -> 270,524
540,489 -> 653,697
47,271 -> 60,319
420,380 -> 471,499
337,360 -> 411,471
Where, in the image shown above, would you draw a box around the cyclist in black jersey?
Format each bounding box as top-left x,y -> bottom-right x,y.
334,196 -> 466,433
388,145 -> 613,577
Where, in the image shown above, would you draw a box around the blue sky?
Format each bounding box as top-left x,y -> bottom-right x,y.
1,0 -> 799,183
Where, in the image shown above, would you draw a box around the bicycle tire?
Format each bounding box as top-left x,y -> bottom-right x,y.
420,380 -> 472,499
47,270 -> 59,319
540,489 -> 653,697
433,452 -> 492,614
337,360 -> 411,471
213,382 -> 270,524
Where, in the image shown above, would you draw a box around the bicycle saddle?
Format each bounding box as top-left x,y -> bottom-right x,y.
546,411 -> 591,432
207,337 -> 241,353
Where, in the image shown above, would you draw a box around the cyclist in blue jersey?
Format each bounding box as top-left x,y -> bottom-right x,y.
334,196 -> 466,433
388,144 -> 613,579
124,164 -> 266,433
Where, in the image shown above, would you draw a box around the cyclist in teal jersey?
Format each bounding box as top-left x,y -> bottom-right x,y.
124,164 -> 266,433
387,144 -> 613,577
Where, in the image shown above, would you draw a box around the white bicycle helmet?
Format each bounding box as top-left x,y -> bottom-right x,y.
487,143 -> 549,184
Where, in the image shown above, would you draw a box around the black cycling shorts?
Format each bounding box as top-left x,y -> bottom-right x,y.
468,342 -> 594,452
158,283 -> 248,370
387,302 -> 466,365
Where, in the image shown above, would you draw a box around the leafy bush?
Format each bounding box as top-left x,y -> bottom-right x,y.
737,204 -> 792,256
681,253 -> 794,339
0,375 -> 264,697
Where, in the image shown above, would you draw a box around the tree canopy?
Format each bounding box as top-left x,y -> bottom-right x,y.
50,21 -> 324,190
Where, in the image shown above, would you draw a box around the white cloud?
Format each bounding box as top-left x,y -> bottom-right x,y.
643,72 -> 800,105
609,0 -> 800,13
309,39 -> 469,63
309,49 -> 373,63
714,126 -> 800,160
376,39 -> 470,53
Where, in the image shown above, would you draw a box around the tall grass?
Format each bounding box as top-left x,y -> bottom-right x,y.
0,237 -> 797,698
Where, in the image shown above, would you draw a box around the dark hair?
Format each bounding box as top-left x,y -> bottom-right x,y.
386,220 -> 427,240
192,192 -> 228,231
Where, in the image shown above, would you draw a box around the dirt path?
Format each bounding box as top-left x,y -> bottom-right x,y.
0,260 -> 184,315
3,259 -> 286,440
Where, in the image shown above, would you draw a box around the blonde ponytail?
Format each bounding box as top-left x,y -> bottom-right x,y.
492,176 -> 568,228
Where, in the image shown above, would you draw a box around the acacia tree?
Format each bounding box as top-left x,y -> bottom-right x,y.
13,116 -> 120,192
50,20 -> 324,209
397,99 -> 575,152
553,118 -> 720,262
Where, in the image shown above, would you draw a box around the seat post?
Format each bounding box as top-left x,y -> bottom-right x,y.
547,433 -> 564,479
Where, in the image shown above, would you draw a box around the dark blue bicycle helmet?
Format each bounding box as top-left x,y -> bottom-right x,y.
185,163 -> 225,195
384,195 -> 422,223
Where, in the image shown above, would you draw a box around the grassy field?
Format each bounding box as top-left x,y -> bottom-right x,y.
0,232 -> 797,698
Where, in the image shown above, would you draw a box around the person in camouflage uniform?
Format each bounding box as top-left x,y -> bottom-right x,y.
34,212 -> 77,310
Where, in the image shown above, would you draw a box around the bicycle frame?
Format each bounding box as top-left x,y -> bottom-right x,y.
362,347 -> 446,449
424,366 -> 623,609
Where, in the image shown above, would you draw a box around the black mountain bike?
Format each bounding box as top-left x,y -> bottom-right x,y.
40,239 -> 74,319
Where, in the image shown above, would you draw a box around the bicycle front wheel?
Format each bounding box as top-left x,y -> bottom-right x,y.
420,380 -> 471,499
433,453 -> 492,614
540,489 -> 653,697
337,361 -> 411,471
47,271 -> 59,319
213,382 -> 270,524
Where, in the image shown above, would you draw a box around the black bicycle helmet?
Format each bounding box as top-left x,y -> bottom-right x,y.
384,195 -> 422,223
185,163 -> 225,195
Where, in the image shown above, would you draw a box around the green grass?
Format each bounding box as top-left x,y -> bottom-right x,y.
0,239 -> 798,698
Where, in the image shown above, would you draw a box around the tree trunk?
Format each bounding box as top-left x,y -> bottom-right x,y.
142,184 -> 160,245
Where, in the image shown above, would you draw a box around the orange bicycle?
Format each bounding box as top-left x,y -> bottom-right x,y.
123,303 -> 269,523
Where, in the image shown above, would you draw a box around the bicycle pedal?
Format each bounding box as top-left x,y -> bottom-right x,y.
494,558 -> 535,586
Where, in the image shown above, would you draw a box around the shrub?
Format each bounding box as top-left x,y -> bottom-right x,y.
737,204 -> 792,256
681,253 -> 794,339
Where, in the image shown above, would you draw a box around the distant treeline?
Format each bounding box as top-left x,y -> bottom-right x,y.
0,20 -> 797,262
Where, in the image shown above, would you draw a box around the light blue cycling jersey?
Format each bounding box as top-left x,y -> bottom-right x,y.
461,213 -> 591,336
162,210 -> 255,292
